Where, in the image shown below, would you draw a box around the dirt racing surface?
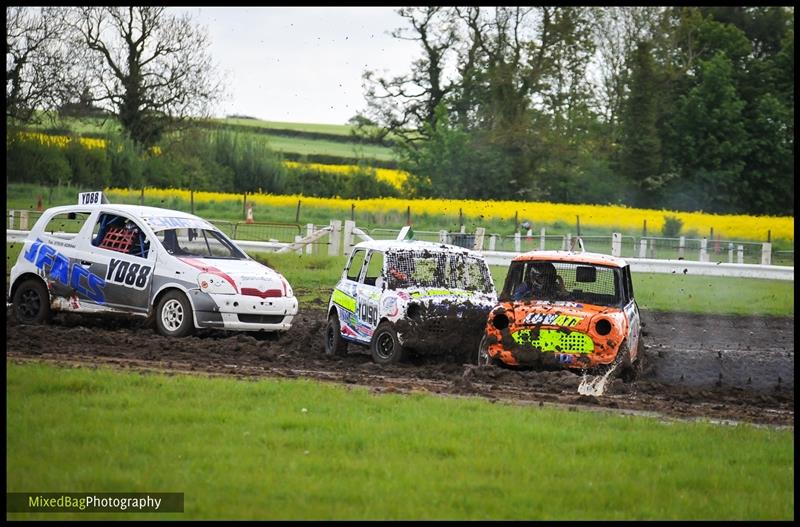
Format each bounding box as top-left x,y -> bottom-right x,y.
5,303 -> 795,427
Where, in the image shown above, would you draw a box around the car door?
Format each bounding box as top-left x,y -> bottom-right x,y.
621,265 -> 642,358
333,248 -> 369,343
77,211 -> 156,314
355,250 -> 384,339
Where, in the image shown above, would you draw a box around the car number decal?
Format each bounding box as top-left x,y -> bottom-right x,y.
358,298 -> 379,326
106,258 -> 152,290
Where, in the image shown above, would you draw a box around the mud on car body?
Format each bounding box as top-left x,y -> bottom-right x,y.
325,240 -> 497,364
480,251 -> 643,375
8,201 -> 298,337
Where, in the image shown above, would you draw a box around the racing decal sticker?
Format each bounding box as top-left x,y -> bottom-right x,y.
178,257 -> 239,293
523,312 -> 582,327
512,329 -> 594,353
332,288 -> 356,312
144,216 -> 214,231
106,258 -> 152,290
382,296 -> 399,317
23,239 -> 106,303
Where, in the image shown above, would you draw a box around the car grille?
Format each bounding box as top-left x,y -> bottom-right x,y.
511,329 -> 594,353
237,314 -> 285,324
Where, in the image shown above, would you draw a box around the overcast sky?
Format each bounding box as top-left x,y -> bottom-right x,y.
171,7 -> 417,125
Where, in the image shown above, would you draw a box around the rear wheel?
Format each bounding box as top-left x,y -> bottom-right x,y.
155,291 -> 194,337
324,312 -> 348,356
371,322 -> 407,364
13,279 -> 51,325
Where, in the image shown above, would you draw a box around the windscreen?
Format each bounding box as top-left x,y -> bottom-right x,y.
501,260 -> 622,307
385,250 -> 494,294
158,228 -> 246,259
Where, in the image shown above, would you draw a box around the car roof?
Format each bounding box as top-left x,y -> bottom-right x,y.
41,203 -> 205,221
512,250 -> 628,268
353,239 -> 483,257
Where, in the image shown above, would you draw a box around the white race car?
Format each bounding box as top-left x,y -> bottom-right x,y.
325,239 -> 498,364
8,196 -> 298,336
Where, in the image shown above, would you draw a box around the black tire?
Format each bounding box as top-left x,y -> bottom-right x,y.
154,290 -> 194,337
370,321 -> 407,364
595,343 -> 629,378
472,334 -> 494,366
12,279 -> 51,325
630,340 -> 646,379
324,312 -> 348,356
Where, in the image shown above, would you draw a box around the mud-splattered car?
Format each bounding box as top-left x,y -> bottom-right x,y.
479,251 -> 643,376
325,239 -> 497,364
8,199 -> 298,337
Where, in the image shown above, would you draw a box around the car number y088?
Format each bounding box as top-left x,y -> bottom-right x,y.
106,258 -> 152,289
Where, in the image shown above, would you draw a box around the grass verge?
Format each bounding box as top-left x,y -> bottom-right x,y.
6,362 -> 794,520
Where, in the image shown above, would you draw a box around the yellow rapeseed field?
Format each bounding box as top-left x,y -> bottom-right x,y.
17,131 -> 107,150
105,187 -> 793,241
15,131 -> 161,154
283,161 -> 408,189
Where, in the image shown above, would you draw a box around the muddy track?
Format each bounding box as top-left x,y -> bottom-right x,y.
5,305 -> 794,427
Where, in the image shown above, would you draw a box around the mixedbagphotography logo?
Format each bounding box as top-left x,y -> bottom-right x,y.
6,493 -> 184,513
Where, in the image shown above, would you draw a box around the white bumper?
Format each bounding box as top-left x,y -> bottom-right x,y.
207,293 -> 298,332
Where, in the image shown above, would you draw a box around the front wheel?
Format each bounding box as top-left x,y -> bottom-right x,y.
471,334 -> 494,366
371,321 -> 407,364
324,312 -> 348,356
13,279 -> 51,325
155,291 -> 194,337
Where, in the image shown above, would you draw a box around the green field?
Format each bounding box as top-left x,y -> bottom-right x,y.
6,362 -> 793,520
259,133 -> 395,161
214,118 -> 359,136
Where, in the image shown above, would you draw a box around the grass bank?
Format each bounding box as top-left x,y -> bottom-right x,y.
6,362 -> 794,520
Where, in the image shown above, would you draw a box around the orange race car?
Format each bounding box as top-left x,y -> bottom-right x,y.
478,250 -> 644,376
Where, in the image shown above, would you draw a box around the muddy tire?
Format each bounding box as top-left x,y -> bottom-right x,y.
595,343 -> 629,378
630,340 -> 646,379
472,334 -> 494,367
324,313 -> 348,356
13,279 -> 51,325
155,290 -> 194,338
371,321 -> 407,364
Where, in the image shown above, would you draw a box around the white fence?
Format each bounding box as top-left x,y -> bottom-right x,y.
8,222 -> 793,281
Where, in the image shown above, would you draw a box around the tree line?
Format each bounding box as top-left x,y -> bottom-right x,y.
356,7 -> 794,215
7,7 -> 793,215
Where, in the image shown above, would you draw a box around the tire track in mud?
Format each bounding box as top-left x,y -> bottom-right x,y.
5,308 -> 794,427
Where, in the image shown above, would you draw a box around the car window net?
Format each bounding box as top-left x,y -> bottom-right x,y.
385,250 -> 493,293
502,261 -> 620,306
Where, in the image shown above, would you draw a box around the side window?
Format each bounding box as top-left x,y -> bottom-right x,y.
44,212 -> 91,236
92,213 -> 150,259
346,249 -> 366,281
364,251 -> 384,287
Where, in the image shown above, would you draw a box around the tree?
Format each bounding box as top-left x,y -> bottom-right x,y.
361,7 -> 459,143
68,7 -> 225,147
669,53 -> 747,213
619,42 -> 665,208
6,6 -> 82,122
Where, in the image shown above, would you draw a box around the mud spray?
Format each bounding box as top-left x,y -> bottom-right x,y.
577,362 -> 620,396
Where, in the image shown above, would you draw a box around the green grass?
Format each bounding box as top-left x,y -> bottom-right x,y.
6,362 -> 794,520
216,118 -> 359,136
259,133 -> 395,161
